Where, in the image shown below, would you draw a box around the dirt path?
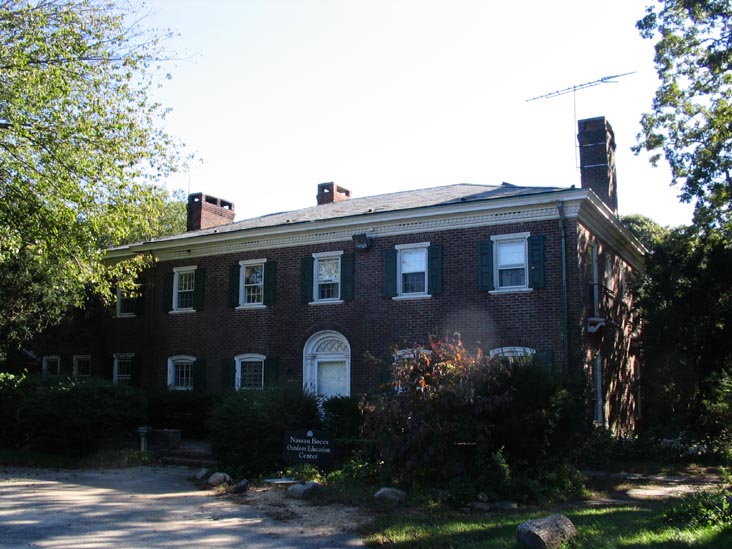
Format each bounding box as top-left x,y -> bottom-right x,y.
581,466 -> 725,507
0,466 -> 364,548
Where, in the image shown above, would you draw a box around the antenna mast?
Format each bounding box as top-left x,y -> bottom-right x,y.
525,72 -> 635,102
525,72 -> 635,168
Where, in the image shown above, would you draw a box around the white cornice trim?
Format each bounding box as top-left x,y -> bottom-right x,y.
106,188 -> 629,264
577,192 -> 647,271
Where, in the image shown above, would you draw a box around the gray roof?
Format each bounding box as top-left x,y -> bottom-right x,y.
140,182 -> 570,246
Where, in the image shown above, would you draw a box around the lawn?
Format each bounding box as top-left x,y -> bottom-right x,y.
361,504 -> 732,548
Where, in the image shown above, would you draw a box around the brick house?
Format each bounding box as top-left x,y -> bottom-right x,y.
30,116 -> 645,434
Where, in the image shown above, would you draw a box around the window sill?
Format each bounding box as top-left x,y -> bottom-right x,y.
488,287 -> 534,295
309,299 -> 344,306
392,294 -> 432,301
236,304 -> 267,311
168,309 -> 196,314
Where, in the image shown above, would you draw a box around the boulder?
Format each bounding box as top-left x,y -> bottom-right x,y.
232,479 -> 249,494
207,472 -> 232,487
195,468 -> 211,481
374,487 -> 407,503
286,481 -> 320,499
516,514 -> 578,549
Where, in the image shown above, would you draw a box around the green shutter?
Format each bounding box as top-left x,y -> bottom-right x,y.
383,248 -> 397,298
535,350 -> 554,372
193,359 -> 207,393
228,264 -> 241,308
162,272 -> 174,313
341,253 -> 355,301
301,256 -> 314,304
263,261 -> 277,306
264,357 -> 279,387
221,358 -> 235,391
130,356 -> 142,387
428,244 -> 443,295
477,239 -> 494,291
528,235 -> 545,289
193,268 -> 205,310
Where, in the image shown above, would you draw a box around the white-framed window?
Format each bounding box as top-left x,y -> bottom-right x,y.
172,266 -> 197,311
491,233 -> 530,291
240,259 -> 265,307
42,355 -> 60,376
234,353 -> 265,390
396,242 -> 429,297
116,288 -> 137,317
488,346 -> 536,363
113,353 -> 134,385
167,355 -> 195,391
73,355 -> 91,378
312,251 -> 343,303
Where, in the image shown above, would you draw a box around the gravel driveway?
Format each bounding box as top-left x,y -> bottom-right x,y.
0,466 -> 363,548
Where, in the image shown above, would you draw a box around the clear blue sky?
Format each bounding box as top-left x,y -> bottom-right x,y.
145,0 -> 694,227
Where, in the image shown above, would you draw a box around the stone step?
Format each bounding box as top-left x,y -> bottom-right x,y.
159,455 -> 217,467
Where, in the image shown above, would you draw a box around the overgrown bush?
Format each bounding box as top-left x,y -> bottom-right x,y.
699,370 -> 732,461
321,395 -> 363,461
208,383 -> 320,475
665,481 -> 732,528
361,338 -> 585,493
147,391 -> 215,438
0,372 -> 27,446
1,376 -> 146,456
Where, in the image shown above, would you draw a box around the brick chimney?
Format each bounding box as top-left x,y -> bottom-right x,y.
577,116 -> 618,215
316,182 -> 351,205
186,193 -> 235,231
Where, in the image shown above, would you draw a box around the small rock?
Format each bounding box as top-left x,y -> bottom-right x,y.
207,472 -> 232,486
477,492 -> 489,502
195,468 -> 210,481
232,479 -> 249,494
287,481 -> 320,499
374,487 -> 407,503
494,500 -> 518,511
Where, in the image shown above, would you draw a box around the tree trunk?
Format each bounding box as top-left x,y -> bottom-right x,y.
516,514 -> 578,549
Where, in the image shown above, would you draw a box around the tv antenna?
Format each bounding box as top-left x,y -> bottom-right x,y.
525,72 -> 635,102
525,72 -> 635,168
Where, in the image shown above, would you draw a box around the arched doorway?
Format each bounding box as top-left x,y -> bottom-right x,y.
303,330 -> 351,398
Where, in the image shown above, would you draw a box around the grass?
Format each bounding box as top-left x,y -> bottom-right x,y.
360,504 -> 732,548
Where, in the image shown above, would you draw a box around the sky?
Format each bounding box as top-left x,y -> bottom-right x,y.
143,0 -> 695,227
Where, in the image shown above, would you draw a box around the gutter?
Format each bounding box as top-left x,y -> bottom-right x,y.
557,201 -> 570,373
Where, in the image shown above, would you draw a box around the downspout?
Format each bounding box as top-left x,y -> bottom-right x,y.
557,201 -> 570,373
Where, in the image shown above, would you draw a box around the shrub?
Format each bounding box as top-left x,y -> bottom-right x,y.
0,372 -> 27,446
321,395 -> 363,462
699,370 -> 732,461
361,338 -> 585,490
208,383 -> 320,475
147,391 -> 215,438
665,485 -> 732,528
8,377 -> 147,456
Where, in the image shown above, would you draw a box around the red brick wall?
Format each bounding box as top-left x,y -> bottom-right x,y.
104,218 -> 577,396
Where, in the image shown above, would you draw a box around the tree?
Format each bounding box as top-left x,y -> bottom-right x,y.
636,0 -> 732,232
637,224 -> 732,429
0,0 -> 181,353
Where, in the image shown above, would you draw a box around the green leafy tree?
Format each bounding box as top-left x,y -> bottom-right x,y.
636,0 -> 732,231
0,0 -> 182,353
638,225 -> 732,431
